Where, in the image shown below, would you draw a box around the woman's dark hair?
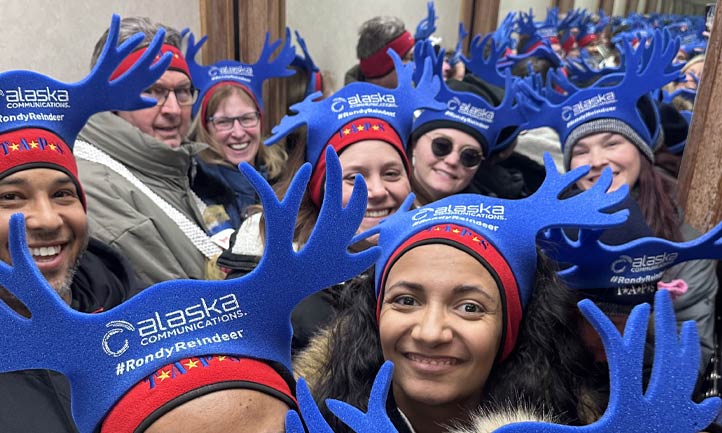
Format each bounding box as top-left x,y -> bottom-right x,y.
636,156 -> 683,242
311,250 -> 603,431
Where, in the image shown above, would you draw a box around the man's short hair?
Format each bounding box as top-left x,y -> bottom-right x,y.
356,16 -> 407,59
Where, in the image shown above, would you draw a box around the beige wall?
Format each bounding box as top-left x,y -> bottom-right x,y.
0,0 -> 200,82
286,0 -> 461,92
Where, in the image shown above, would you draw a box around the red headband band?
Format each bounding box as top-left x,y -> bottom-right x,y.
376,224 -> 523,362
0,128 -> 85,210
101,356 -> 296,433
309,118 -> 409,208
110,44 -> 190,81
562,35 -> 576,54
577,34 -> 598,48
200,82 -> 262,129
359,31 -> 414,79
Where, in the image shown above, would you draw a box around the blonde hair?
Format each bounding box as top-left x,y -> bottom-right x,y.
190,84 -> 287,181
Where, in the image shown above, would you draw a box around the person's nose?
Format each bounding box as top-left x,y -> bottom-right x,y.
24,197 -> 63,233
160,90 -> 182,115
411,305 -> 453,346
365,175 -> 389,202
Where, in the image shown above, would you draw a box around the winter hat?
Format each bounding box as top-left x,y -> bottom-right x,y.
518,29 -> 682,170
412,39 -> 529,156
542,196 -> 722,315
286,293 -> 722,433
359,31 -> 415,79
111,44 -> 189,81
0,145 -> 378,433
265,48 -> 445,208
101,356 -> 296,433
185,29 -> 296,122
360,153 -> 629,361
0,14 -> 171,211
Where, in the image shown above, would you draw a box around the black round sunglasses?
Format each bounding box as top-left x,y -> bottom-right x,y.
430,137 -> 483,168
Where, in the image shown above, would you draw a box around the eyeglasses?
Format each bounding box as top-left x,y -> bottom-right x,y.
207,112 -> 261,131
430,137 -> 483,168
142,85 -> 198,106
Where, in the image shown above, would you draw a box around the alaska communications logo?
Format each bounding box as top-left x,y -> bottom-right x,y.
413,202 -> 505,222
610,252 -> 679,274
0,86 -> 70,109
447,96 -> 494,123
331,93 -> 397,113
208,65 -> 254,78
561,91 -> 616,121
101,293 -> 244,357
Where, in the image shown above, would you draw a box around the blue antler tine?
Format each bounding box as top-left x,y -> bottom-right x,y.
289,377 -> 335,433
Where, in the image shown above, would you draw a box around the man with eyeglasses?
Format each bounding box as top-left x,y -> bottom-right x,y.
74,16 -> 225,284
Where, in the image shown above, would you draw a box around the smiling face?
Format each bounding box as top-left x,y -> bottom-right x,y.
379,244 -> 503,412
412,128 -> 483,202
339,140 -> 410,240
0,169 -> 88,313
116,70 -> 193,149
569,132 -> 642,192
206,87 -> 262,167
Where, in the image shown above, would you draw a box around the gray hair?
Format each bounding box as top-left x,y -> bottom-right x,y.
89,16 -> 183,69
356,16 -> 407,59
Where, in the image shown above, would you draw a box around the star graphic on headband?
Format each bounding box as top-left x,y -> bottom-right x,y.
184,359 -> 199,369
372,124 -> 380,131
452,228 -> 460,234
343,128 -> 351,135
217,356 -> 227,362
472,236 -> 481,242
9,143 -> 19,151
48,143 -> 57,151
28,140 -> 39,149
157,370 -> 171,382
357,124 -> 365,131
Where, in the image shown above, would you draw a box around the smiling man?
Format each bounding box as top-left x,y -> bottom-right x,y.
0,130 -> 145,433
74,16 -> 223,284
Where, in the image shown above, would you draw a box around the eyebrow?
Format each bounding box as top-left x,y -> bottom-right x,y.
386,281 -> 498,305
0,175 -> 74,188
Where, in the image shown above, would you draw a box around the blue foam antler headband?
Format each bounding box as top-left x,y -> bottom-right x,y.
0,145 -> 378,433
360,153 -> 629,361
493,290 -> 721,432
518,29 -> 682,168
290,30 -> 323,98
186,28 -> 296,119
542,219 -> 722,304
414,1 -> 437,42
413,39 -> 530,155
0,14 -> 169,147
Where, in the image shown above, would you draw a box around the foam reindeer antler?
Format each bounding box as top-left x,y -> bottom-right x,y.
492,290 -> 722,433
517,29 -> 682,151
462,32 -> 508,88
0,147 -> 377,433
286,362 -> 398,433
543,220 -> 722,292
447,22 -> 469,66
362,152 -> 629,320
291,30 -> 323,97
265,48 -> 443,168
414,1 -> 437,41
186,28 -> 296,117
0,14 -> 169,148
413,39 -> 530,155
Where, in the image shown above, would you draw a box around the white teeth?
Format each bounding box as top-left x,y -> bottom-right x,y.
228,143 -> 249,151
31,245 -> 61,257
408,353 -> 455,366
365,209 -> 390,218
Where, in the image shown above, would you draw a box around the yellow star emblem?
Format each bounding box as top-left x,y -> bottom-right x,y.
357,124 -> 365,131
343,128 -> 351,135
9,143 -> 19,151
217,355 -> 227,362
452,228 -> 460,234
157,370 -> 171,381
48,143 -> 57,151
472,236 -> 480,242
372,124 -> 380,131
433,226 -> 442,231
29,140 -> 39,149
184,359 -> 199,369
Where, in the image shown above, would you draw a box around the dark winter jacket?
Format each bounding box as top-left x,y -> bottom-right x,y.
0,239 -> 144,433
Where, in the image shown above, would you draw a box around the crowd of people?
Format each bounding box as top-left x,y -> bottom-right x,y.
0,3 -> 719,433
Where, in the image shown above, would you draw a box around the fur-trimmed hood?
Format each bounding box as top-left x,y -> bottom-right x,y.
447,407 -> 554,433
